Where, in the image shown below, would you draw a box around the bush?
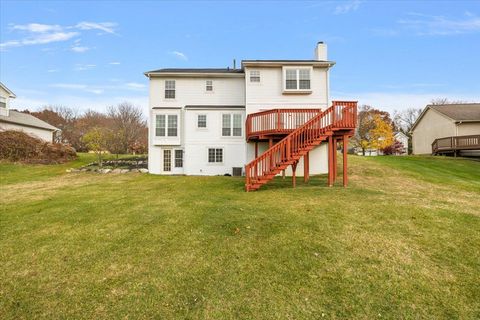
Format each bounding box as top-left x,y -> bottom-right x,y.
0,130 -> 77,164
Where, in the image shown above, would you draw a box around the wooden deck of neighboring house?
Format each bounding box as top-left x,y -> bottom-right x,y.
432,134 -> 480,156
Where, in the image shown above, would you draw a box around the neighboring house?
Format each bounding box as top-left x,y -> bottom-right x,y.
394,131 -> 409,155
145,43 -> 357,191
411,103 -> 480,155
0,82 -> 59,142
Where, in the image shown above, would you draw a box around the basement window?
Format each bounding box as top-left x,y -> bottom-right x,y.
208,148 -> 223,163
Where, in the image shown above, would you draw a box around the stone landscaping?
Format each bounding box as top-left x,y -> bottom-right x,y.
67,157 -> 148,173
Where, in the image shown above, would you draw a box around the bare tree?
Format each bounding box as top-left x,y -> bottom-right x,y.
430,98 -> 468,105
107,102 -> 146,154
393,108 -> 422,134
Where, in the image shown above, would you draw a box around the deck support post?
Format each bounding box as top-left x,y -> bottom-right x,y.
254,142 -> 258,158
304,151 -> 309,182
269,138 -> 273,168
343,134 -> 348,187
333,137 -> 337,182
292,161 -> 297,188
282,169 -> 285,179
328,135 -> 333,187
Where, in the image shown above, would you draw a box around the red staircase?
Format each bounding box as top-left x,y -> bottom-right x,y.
245,101 -> 357,191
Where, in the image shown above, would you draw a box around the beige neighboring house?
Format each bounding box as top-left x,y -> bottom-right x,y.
0,82 -> 59,142
410,103 -> 480,155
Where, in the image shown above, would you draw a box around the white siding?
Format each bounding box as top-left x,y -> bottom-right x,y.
0,85 -> 11,116
0,122 -> 53,142
244,66 -> 329,115
149,77 -> 245,109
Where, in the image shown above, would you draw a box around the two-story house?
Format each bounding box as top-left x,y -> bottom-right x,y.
145,43 -> 357,191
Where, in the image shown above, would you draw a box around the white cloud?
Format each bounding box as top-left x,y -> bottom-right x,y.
71,45 -> 90,53
47,69 -> 59,73
170,50 -> 188,60
398,12 -> 480,35
125,82 -> 147,90
74,64 -> 96,71
75,22 -> 117,34
1,31 -> 78,49
1,21 -> 118,50
109,61 -> 121,65
50,83 -> 104,95
334,0 -> 361,15
12,23 -> 62,33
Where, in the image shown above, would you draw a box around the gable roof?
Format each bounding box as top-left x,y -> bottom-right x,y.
429,103 -> 480,121
0,110 -> 59,131
410,103 -> 480,133
0,82 -> 16,98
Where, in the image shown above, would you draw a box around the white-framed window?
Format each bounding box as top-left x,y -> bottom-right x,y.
0,96 -> 6,108
250,70 -> 260,82
208,148 -> 223,163
206,80 -> 213,92
174,150 -> 183,168
222,113 -> 242,137
156,114 -> 178,137
163,149 -> 171,171
283,67 -> 311,91
165,80 -> 175,99
197,114 -> 207,128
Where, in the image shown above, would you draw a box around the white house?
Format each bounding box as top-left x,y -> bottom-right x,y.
0,82 -> 59,142
145,43 -> 357,190
394,131 -> 409,155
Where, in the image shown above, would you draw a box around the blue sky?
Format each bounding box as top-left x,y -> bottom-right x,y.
1,0 -> 479,114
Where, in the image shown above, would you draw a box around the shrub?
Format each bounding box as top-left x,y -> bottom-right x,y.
0,130 -> 76,164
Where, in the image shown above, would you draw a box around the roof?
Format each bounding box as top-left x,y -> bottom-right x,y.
429,103 -> 480,121
410,103 -> 480,132
242,59 -> 335,67
145,68 -> 244,77
0,82 -> 16,98
0,110 -> 59,131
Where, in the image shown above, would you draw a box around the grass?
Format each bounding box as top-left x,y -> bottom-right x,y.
1,154 -> 479,319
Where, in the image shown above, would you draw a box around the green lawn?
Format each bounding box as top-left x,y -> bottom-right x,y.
1,154 -> 479,319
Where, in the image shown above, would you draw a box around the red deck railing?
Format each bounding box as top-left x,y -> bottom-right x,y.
245,101 -> 357,191
246,109 -> 322,140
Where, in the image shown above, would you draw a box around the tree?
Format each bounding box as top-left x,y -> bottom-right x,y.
107,102 -> 146,154
370,114 -> 394,152
82,127 -> 111,167
382,140 -> 406,155
430,98 -> 468,105
353,105 -> 394,155
393,107 -> 422,134
29,105 -> 78,145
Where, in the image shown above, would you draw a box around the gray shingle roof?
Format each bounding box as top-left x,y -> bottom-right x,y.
0,110 -> 59,131
146,68 -> 244,74
429,103 -> 480,121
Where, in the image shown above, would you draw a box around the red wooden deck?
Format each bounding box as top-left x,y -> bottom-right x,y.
245,101 -> 358,191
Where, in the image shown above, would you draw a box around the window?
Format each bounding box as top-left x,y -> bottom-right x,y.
175,150 -> 183,168
206,80 -> 213,91
208,148 -> 223,163
165,80 -> 175,99
155,115 -> 165,136
163,150 -> 171,171
284,68 -> 311,91
0,97 -> 6,108
155,114 -> 177,137
250,70 -> 260,82
167,115 -> 178,136
222,113 -> 242,137
198,114 -> 207,128
233,114 -> 242,136
222,114 -> 231,136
